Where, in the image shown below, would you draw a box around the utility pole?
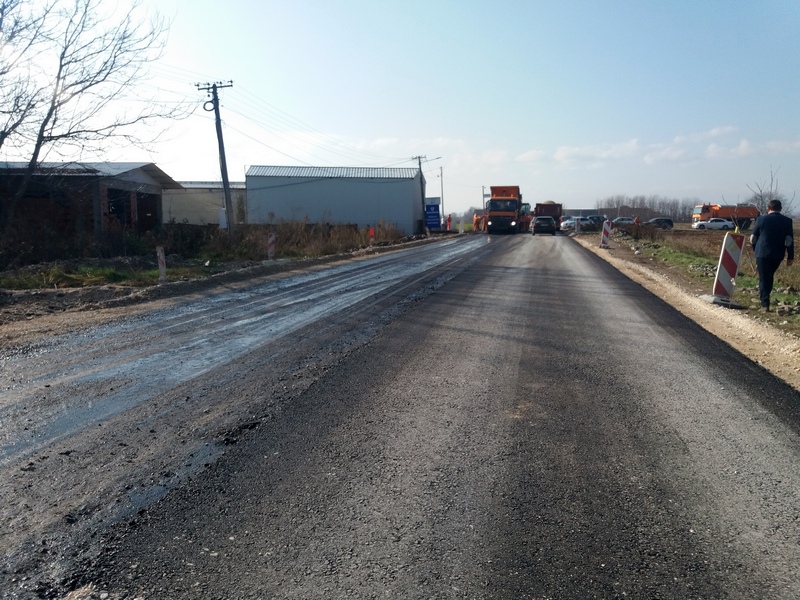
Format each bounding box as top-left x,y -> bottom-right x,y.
197,81 -> 235,237
411,156 -> 442,235
413,155 -> 427,235
440,166 -> 444,219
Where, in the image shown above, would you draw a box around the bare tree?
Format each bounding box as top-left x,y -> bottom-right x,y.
0,0 -> 53,154
596,194 -> 698,222
746,167 -> 796,215
0,0 -> 187,237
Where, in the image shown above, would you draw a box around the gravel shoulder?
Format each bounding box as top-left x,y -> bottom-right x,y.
0,241 -> 433,352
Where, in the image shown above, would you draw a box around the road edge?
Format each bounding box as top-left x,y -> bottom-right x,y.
572,234 -> 800,392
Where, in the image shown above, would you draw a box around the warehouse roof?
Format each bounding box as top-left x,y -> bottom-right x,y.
0,161 -> 183,189
177,181 -> 246,190
246,166 -> 419,179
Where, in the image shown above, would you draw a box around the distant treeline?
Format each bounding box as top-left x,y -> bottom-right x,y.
450,184 -> 793,224
594,195 -> 700,222
455,196 -> 700,223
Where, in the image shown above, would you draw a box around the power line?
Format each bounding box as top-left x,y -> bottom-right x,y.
147,64 -> 411,167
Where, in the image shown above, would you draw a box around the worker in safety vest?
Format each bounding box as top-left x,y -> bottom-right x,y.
446,214 -> 452,231
473,213 -> 480,232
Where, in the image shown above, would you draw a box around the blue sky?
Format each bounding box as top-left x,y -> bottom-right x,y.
128,0 -> 799,214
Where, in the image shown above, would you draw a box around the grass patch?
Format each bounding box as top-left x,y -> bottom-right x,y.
648,244 -> 715,272
628,227 -> 800,335
0,264 -> 152,289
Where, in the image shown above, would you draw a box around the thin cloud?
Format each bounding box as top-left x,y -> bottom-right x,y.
764,139 -> 800,154
644,144 -> 688,165
515,149 -> 547,163
481,149 -> 509,166
673,126 -> 737,144
704,138 -> 800,159
707,126 -> 737,138
732,139 -> 754,157
704,143 -> 727,159
553,139 -> 639,163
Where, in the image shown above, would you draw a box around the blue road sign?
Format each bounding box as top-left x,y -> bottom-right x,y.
425,204 -> 441,229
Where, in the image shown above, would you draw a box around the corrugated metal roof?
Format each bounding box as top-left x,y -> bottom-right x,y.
246,165 -> 419,179
177,181 -> 246,189
0,161 -> 183,189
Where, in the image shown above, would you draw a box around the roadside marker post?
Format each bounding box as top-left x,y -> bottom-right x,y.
701,232 -> 745,308
267,232 -> 276,260
600,221 -> 611,248
156,246 -> 166,284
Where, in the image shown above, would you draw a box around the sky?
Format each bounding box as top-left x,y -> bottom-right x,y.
71,1 -> 800,214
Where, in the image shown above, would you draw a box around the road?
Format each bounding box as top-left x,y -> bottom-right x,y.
2,234 -> 799,599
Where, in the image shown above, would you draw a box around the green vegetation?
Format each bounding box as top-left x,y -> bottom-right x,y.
0,262 -> 197,289
647,244 -> 714,271
599,223 -> 800,334
0,220 -> 407,289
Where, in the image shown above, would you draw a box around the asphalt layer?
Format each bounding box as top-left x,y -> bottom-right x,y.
3,234 -> 800,598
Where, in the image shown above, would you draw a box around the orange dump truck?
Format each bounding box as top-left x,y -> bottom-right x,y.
485,186 -> 530,233
533,201 -> 563,225
692,203 -> 759,230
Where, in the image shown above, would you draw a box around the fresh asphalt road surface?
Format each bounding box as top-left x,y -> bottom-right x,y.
3,234 -> 800,599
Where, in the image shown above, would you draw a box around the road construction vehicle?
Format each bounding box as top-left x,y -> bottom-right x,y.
692,203 -> 759,230
533,201 -> 563,226
485,186 -> 530,233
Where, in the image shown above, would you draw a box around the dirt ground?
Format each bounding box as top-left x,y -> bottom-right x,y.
0,248 -> 393,352
2,232 -> 799,393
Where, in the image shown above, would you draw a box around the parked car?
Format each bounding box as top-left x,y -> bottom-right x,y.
532,216 -> 557,235
560,218 -> 576,230
573,216 -> 597,231
586,215 -> 607,226
612,216 -> 636,226
692,217 -> 734,230
644,217 -> 674,230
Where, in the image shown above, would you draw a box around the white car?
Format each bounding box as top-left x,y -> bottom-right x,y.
560,218 -> 576,230
612,217 -> 636,226
572,216 -> 596,230
692,218 -> 734,230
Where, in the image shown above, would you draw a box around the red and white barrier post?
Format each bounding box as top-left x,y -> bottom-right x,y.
267,232 -> 276,260
600,220 -> 611,248
705,232 -> 745,307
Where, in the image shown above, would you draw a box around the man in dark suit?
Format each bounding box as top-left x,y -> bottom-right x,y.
750,199 -> 794,311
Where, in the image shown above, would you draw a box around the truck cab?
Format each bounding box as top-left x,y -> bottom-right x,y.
485,186 -> 524,233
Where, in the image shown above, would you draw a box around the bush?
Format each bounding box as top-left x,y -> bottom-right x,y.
0,219 -> 408,271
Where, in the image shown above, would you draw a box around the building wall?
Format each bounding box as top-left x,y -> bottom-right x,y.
245,175 -> 424,234
162,187 -> 247,226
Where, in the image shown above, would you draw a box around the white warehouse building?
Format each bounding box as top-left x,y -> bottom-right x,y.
245,166 -> 425,235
